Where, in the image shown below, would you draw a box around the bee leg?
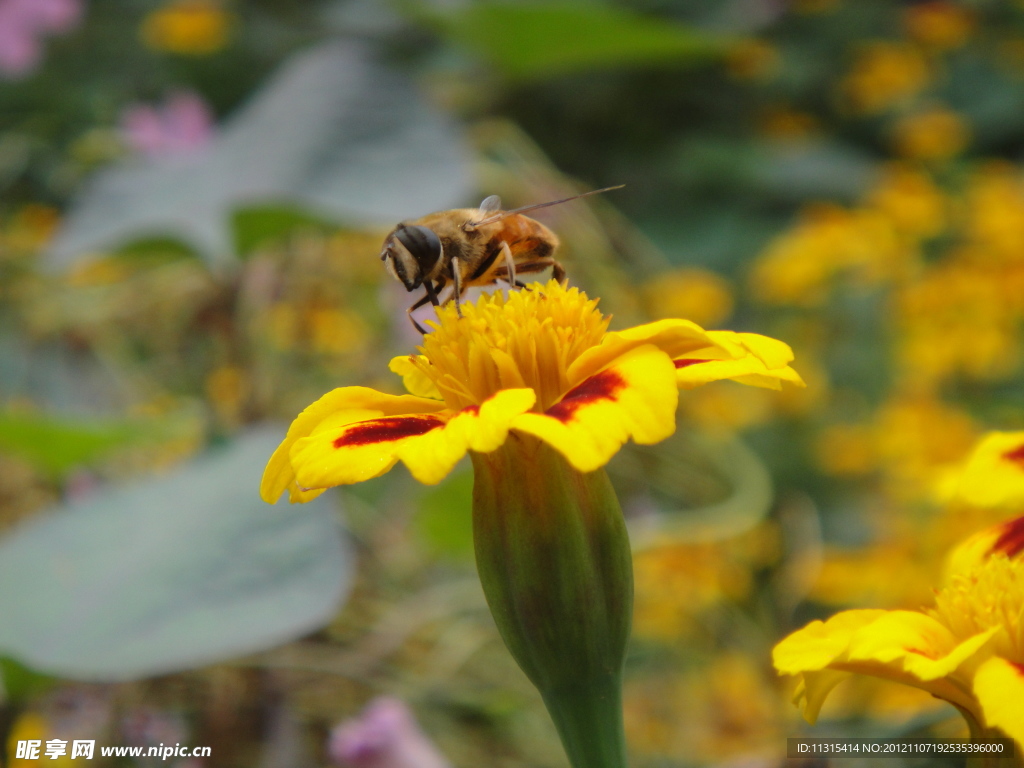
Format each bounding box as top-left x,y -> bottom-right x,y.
405,283 -> 442,334
499,241 -> 522,288
407,305 -> 429,335
550,260 -> 567,286
451,257 -> 464,317
424,280 -> 441,306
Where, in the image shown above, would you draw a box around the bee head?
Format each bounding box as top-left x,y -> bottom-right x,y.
381,224 -> 443,291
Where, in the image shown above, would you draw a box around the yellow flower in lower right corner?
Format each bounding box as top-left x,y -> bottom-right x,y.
773,515 -> 1024,748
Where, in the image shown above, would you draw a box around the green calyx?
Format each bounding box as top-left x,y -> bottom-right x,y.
471,435 -> 633,768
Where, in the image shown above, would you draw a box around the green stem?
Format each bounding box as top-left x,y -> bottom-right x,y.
471,435 -> 632,768
541,678 -> 628,768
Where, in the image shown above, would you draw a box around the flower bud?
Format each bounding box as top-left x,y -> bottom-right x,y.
471,435 -> 632,768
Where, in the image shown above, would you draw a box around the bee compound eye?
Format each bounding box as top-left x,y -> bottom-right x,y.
395,225 -> 443,273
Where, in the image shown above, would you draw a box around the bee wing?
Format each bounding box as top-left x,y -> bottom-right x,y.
478,195 -> 502,215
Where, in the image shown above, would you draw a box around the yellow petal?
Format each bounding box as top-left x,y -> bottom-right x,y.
774,609 -> 889,675
953,431 -> 1024,509
945,515 -> 1024,578
397,388 -> 536,485
774,610 -> 888,723
260,387 -> 446,503
973,656 -> 1024,747
566,318 -> 718,385
692,331 -> 805,390
800,669 -> 853,724
389,355 -> 443,399
774,609 -> 995,721
512,345 -> 678,473
293,410 -> 451,489
844,611 -> 995,682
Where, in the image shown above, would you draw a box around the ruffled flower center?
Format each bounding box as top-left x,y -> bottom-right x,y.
413,282 -> 610,411
930,556 -> 1024,663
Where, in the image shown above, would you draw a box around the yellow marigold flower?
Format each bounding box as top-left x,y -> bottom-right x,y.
904,2 -> 975,51
951,431 -> 1024,510
774,515 -> 1024,748
262,281 -> 802,503
891,106 -> 971,161
141,0 -> 232,56
266,280 -> 801,768
842,42 -> 931,114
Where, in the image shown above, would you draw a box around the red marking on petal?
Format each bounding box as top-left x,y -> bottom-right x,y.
991,516 -> 1024,559
547,369 -> 627,423
460,405 -> 480,416
1002,443 -> 1024,467
334,416 -> 444,448
674,358 -> 712,369
904,647 -> 938,660
1012,661 -> 1024,677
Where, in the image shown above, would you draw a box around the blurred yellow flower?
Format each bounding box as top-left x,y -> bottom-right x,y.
865,163 -> 947,239
891,106 -> 971,161
142,0 -> 232,56
950,431 -> 1024,510
7,713 -> 73,767
632,542 -> 752,641
815,395 -> 977,502
307,307 -> 369,356
65,256 -> 130,287
896,263 -> 1021,385
759,108 -> 819,142
964,162 -> 1024,262
4,204 -> 60,252
751,203 -> 908,305
641,267 -> 733,327
810,541 -> 935,608
626,652 -> 789,762
726,39 -> 780,81
815,423 -> 875,476
904,2 -> 975,51
775,514 -> 1024,747
842,42 -> 931,114
205,364 -> 249,425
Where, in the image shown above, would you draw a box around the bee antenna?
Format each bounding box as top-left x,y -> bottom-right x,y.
470,184 -> 624,227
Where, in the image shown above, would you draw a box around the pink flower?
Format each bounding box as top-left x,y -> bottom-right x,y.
329,698 -> 450,768
120,91 -> 215,158
0,0 -> 83,78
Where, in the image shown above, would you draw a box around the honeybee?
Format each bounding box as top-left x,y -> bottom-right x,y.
380,186 -> 623,332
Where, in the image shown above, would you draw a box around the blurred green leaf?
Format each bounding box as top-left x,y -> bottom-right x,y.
0,657 -> 56,702
436,3 -> 725,81
231,205 -> 335,258
0,427 -> 353,681
47,41 -> 472,270
415,465 -> 474,561
114,236 -> 201,263
0,413 -> 137,476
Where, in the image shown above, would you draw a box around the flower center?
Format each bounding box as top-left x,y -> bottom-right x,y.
413,282 -> 610,411
930,555 -> 1024,663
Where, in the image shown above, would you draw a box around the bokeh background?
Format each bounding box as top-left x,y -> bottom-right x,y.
2,0 -> 1024,766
